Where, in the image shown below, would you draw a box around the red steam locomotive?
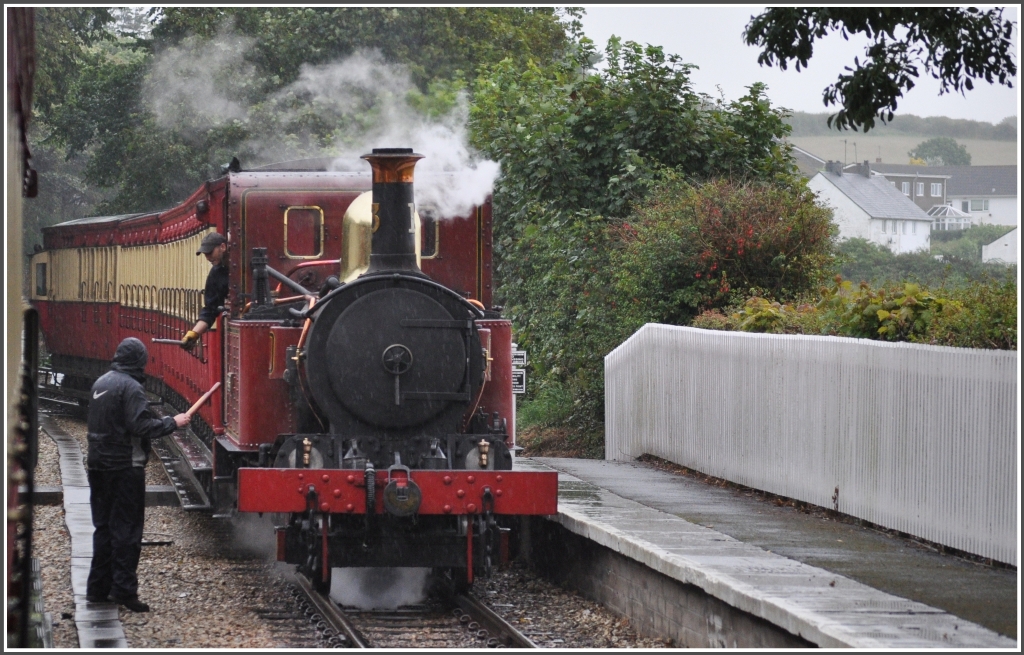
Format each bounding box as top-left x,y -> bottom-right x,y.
31,149 -> 557,591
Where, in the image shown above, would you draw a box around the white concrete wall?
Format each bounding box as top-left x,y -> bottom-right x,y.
605,325 -> 1018,565
982,228 -> 1018,265
947,196 -> 1017,227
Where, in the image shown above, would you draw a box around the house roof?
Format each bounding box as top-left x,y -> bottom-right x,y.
814,170 -> 934,221
859,163 -> 1018,197
791,145 -> 825,165
941,165 -> 1018,197
927,204 -> 970,218
791,147 -> 826,178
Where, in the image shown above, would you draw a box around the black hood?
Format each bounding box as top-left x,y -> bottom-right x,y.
110,337 -> 148,380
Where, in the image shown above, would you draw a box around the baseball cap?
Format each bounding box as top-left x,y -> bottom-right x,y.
196,232 -> 227,255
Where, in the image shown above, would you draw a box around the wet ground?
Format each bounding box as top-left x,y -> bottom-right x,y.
534,457 -> 1018,639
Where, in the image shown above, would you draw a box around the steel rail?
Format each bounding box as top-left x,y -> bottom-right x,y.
457,592 -> 537,648
292,572 -> 369,648
38,392 -> 80,408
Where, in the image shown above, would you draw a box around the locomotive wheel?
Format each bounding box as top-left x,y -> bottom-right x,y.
431,567 -> 470,597
311,559 -> 332,594
302,517 -> 332,594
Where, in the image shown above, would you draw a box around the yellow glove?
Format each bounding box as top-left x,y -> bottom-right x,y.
181,330 -> 199,351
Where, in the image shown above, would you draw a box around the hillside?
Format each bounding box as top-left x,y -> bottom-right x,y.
786,112 -> 1016,140
788,135 -> 1017,166
785,112 -> 1018,166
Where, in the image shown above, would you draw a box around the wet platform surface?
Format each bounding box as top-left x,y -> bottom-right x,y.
523,457 -> 1017,648
41,417 -> 128,648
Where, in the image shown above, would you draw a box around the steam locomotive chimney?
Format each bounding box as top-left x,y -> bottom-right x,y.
361,148 -> 425,276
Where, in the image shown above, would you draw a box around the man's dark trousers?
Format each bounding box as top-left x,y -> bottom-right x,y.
86,467 -> 145,600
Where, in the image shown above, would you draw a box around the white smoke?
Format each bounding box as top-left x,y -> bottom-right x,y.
330,567 -> 430,610
146,26 -> 256,133
145,25 -> 499,218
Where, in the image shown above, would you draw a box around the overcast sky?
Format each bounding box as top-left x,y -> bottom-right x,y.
578,6 -> 1019,124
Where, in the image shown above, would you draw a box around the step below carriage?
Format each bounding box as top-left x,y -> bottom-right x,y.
31,149 -> 557,591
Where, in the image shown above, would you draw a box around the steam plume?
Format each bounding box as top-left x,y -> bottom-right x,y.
145,23 -> 499,218
330,568 -> 431,610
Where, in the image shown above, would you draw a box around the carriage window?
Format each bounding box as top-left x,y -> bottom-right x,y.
420,207 -> 439,259
35,263 -> 47,297
283,206 -> 324,259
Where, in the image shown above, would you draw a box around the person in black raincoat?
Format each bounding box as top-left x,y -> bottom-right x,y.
85,338 -> 190,612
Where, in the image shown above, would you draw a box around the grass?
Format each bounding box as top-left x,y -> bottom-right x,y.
515,381 -> 604,458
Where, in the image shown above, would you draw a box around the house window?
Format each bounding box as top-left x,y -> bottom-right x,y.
962,200 -> 970,212
930,183 -> 942,197
912,221 -> 917,235
970,199 -> 989,212
916,182 -> 924,196
901,182 -> 910,195
901,221 -> 907,234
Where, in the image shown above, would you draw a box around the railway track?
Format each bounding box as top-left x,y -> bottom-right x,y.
38,380 -> 537,648
291,572 -> 536,648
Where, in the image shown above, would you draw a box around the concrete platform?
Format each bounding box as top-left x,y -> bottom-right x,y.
523,457 -> 1017,648
41,417 -> 129,649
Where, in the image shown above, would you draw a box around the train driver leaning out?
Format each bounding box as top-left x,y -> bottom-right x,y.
181,232 -> 229,350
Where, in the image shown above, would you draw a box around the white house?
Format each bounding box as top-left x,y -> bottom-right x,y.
809,162 -> 933,254
943,166 -> 1018,227
864,163 -> 1017,228
981,228 -> 1018,265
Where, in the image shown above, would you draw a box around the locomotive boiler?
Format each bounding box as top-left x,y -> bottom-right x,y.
30,148 -> 557,593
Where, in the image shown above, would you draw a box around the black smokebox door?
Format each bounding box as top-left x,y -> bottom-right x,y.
324,288 -> 467,428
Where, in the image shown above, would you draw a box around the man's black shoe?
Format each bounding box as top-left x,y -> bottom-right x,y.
84,595 -> 109,603
110,596 -> 150,612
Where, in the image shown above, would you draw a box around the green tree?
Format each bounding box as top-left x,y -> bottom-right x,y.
470,38 -> 807,445
744,8 -> 1018,131
836,236 -> 1009,287
153,7 -> 578,93
32,7 -> 115,119
23,8 -> 118,250
34,7 -> 578,217
908,136 -> 971,165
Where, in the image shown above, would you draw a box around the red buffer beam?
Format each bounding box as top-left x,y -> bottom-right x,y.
237,469 -> 558,516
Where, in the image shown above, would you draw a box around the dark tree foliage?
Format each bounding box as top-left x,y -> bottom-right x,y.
907,136 -> 971,166
32,7 -> 577,217
836,237 -> 1010,287
32,8 -> 115,119
153,7 -> 578,92
744,8 -> 1018,131
470,38 -> 810,443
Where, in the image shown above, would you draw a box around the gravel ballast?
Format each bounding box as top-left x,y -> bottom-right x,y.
33,409 -> 669,648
